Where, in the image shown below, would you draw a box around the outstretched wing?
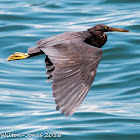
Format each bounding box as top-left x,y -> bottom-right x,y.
40,39 -> 102,116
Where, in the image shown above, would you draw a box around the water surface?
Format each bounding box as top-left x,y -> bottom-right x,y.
0,0 -> 140,140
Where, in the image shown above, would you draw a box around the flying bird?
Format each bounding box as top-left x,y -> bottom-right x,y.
7,24 -> 129,116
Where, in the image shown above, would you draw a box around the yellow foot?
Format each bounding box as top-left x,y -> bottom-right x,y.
7,52 -> 30,61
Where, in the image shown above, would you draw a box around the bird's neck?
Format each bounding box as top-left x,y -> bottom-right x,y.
86,29 -> 107,48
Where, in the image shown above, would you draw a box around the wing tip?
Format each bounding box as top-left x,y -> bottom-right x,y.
61,109 -> 74,117
56,105 -> 60,110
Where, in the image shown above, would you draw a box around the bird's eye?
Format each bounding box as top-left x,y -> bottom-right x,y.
104,26 -> 108,30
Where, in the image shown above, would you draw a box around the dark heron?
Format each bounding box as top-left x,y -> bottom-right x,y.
7,24 -> 129,116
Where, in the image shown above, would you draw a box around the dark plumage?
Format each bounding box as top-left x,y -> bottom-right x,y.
7,24 -> 129,116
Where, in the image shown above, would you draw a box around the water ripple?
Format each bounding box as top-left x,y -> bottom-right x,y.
0,0 -> 140,139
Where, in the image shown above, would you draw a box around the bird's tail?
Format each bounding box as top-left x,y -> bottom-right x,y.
7,52 -> 30,61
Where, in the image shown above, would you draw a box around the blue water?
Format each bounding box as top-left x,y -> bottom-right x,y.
0,0 -> 140,140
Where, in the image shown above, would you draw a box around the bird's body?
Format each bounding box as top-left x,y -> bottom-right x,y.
7,24 -> 129,116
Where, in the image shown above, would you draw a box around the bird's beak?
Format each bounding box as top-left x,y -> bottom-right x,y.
108,27 -> 129,32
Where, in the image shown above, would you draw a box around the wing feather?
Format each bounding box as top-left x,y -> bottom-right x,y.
40,39 -> 102,116
63,69 -> 97,116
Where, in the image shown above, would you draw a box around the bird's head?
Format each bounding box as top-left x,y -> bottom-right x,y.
88,24 -> 129,34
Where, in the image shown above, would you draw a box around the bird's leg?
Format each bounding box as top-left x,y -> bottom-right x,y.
7,52 -> 30,61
